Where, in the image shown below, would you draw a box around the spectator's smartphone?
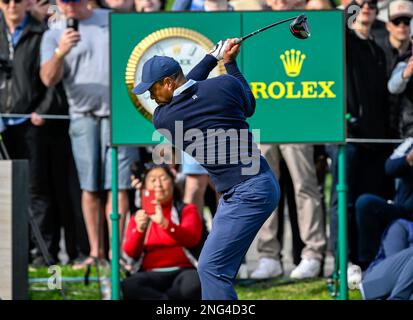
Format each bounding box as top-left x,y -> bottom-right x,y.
66,18 -> 78,31
141,189 -> 156,215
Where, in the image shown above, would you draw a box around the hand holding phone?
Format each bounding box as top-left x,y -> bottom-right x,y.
58,21 -> 80,56
134,209 -> 149,232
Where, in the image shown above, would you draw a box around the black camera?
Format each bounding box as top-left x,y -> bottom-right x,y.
66,18 -> 78,31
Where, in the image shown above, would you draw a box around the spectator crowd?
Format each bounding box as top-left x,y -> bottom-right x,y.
1,0 -> 413,300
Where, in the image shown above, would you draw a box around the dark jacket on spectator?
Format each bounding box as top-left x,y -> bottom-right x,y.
346,29 -> 390,140
385,141 -> 413,213
375,37 -> 411,138
0,12 -> 56,115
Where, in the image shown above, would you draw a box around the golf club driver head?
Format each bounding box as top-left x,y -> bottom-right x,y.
289,14 -> 311,40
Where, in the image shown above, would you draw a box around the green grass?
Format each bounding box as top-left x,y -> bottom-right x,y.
29,171 -> 340,301
29,265 -> 361,300
236,278 -> 361,300
29,265 -> 101,300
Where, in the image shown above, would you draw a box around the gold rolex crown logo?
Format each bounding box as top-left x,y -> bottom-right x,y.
280,49 -> 306,78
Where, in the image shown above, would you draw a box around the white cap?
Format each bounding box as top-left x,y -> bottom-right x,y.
388,0 -> 413,21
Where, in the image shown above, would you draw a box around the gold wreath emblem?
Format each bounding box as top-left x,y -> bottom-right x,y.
125,27 -> 226,122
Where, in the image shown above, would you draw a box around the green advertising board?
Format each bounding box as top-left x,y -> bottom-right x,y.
110,11 -> 345,145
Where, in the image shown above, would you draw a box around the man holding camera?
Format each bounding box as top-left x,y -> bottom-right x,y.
0,0 -> 82,266
0,0 -> 47,155
40,0 -> 139,267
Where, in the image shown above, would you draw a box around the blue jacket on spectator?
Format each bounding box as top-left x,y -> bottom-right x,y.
385,138 -> 413,212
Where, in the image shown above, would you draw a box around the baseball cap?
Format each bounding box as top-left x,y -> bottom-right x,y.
133,55 -> 181,95
388,0 -> 413,21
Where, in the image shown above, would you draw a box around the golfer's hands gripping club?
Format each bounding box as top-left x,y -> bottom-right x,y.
209,38 -> 241,62
223,38 -> 241,64
209,40 -> 229,61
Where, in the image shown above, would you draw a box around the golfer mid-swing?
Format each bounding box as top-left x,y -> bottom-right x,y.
133,39 -> 280,300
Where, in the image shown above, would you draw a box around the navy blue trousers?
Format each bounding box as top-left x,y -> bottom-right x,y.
362,221 -> 413,300
197,168 -> 280,300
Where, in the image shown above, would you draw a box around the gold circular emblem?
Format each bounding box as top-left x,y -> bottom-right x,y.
125,27 -> 226,121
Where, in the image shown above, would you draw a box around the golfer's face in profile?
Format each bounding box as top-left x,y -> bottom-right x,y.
149,80 -> 173,106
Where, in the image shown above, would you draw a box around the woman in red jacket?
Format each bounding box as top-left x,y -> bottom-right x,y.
121,164 -> 203,300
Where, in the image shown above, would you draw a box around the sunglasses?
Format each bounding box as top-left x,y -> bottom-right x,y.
1,0 -> 23,4
357,1 -> 378,10
391,17 -> 411,26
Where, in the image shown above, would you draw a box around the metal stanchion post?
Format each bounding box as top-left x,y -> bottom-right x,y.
337,144 -> 348,300
110,147 -> 120,300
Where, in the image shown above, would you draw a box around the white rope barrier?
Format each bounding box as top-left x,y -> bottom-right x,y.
0,113 -> 70,120
345,138 -> 404,144
0,115 -> 408,145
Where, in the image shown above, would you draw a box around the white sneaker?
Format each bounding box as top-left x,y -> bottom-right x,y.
290,258 -> 321,279
347,264 -> 362,290
237,263 -> 249,279
250,257 -> 283,279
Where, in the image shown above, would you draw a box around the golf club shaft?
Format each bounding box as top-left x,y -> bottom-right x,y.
235,16 -> 298,44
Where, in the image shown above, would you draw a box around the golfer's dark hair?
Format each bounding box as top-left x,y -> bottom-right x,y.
171,69 -> 184,80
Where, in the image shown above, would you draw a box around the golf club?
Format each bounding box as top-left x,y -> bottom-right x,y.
234,14 -> 311,44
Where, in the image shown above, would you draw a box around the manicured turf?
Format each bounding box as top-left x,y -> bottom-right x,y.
29,265 -> 361,300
